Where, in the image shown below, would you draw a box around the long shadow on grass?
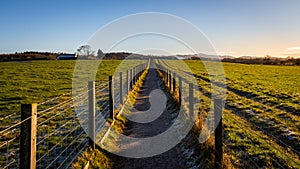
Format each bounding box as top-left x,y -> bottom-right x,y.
185,72 -> 299,117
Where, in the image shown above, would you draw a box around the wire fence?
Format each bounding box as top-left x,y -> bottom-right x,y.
156,59 -> 300,168
0,61 -> 149,169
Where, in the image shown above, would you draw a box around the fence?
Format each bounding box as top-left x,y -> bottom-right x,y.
155,59 -> 300,169
154,59 -> 224,168
0,61 -> 148,169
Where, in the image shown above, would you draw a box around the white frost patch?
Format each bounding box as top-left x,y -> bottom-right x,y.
180,144 -> 200,168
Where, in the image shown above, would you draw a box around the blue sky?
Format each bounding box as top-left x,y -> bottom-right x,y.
0,0 -> 300,57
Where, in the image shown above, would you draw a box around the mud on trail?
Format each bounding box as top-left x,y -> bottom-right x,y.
108,67 -> 186,169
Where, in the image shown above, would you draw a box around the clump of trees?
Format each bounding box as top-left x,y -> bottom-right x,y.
76,45 -> 105,59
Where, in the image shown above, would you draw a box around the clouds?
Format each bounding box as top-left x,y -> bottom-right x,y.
282,46 -> 300,57
286,47 -> 300,51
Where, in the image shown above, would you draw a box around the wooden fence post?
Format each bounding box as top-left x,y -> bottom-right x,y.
179,76 -> 182,103
119,72 -> 123,104
139,65 -> 141,77
126,70 -> 129,95
169,71 -> 172,89
166,69 -> 169,86
109,76 -> 114,119
165,69 -> 167,84
88,81 -> 95,149
214,98 -> 223,168
172,72 -> 176,93
20,104 -> 37,169
133,67 -> 136,84
189,83 -> 194,118
135,66 -> 138,83
130,69 -> 133,90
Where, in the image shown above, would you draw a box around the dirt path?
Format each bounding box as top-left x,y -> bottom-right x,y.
112,63 -> 185,169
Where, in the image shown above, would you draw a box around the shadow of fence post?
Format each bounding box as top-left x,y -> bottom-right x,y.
214,98 -> 223,169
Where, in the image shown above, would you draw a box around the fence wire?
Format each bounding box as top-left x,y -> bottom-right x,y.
0,62 -> 149,169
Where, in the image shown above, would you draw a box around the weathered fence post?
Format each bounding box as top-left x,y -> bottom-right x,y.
20,103 -> 37,169
172,72 -> 176,93
165,69 -> 167,84
126,70 -> 129,95
214,98 -> 223,168
136,66 -> 138,83
119,72 -> 123,104
166,69 -> 169,86
139,65 -> 141,77
133,67 -> 136,84
179,76 -> 182,103
88,81 -> 95,149
130,69 -> 133,90
109,76 -> 114,119
189,83 -> 194,118
169,71 -> 172,89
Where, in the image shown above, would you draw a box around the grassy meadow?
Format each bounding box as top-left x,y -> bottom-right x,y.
0,60 -> 146,119
0,59 -> 146,168
161,60 -> 300,168
0,59 -> 299,168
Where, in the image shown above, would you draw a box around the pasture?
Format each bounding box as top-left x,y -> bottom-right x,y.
0,59 -> 299,168
163,60 -> 300,168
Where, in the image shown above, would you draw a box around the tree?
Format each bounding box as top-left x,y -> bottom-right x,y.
77,45 -> 94,59
97,49 -> 104,59
264,55 -> 272,60
286,56 -> 294,60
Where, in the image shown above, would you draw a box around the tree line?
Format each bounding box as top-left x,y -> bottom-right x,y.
222,55 -> 300,66
1,45 -> 299,65
0,51 -> 58,62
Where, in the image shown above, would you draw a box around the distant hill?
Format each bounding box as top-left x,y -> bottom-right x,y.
174,53 -> 234,60
103,52 -> 149,60
223,56 -> 300,65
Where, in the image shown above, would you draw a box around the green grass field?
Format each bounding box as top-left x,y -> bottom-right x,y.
161,60 -> 300,168
0,60 -> 146,119
0,59 -> 299,168
0,59 -> 145,168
